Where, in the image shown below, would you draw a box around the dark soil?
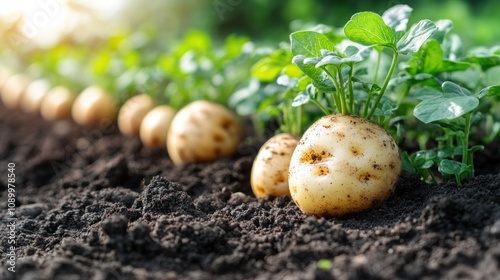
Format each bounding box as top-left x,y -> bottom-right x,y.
1,103 -> 499,280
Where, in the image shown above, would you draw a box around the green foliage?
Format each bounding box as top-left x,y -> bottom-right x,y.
246,3 -> 500,186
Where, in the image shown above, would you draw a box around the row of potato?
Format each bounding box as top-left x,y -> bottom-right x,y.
1,68 -> 402,218
0,69 -> 242,166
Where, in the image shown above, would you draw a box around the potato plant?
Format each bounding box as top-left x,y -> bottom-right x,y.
246,5 -> 440,216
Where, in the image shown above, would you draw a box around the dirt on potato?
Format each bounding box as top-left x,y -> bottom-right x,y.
1,103 -> 500,280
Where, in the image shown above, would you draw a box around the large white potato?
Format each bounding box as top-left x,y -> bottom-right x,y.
167,100 -> 241,165
118,94 -> 155,136
288,114 -> 401,217
140,105 -> 176,148
72,86 -> 117,126
251,133 -> 299,198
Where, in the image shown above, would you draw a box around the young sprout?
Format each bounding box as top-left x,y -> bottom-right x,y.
140,105 -> 176,148
21,79 -> 51,113
0,74 -> 31,109
118,94 -> 155,136
40,86 -> 76,121
72,86 -> 117,126
167,100 -> 241,165
251,133 -> 300,198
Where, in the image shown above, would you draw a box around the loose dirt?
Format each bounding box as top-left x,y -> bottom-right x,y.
1,104 -> 499,280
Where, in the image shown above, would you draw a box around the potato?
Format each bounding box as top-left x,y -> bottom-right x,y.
21,79 -> 51,113
40,86 -> 76,121
72,86 -> 117,126
0,74 -> 31,109
140,105 -> 176,148
167,100 -> 241,165
118,94 -> 155,136
288,114 -> 401,217
251,133 -> 300,198
0,68 -> 12,88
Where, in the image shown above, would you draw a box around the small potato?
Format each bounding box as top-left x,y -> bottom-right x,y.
0,74 -> 31,109
118,94 -> 155,136
40,86 -> 76,121
251,133 -> 300,198
288,114 -> 401,217
0,67 -> 12,88
140,105 -> 176,148
72,86 -> 117,126
21,79 -> 51,113
167,100 -> 241,165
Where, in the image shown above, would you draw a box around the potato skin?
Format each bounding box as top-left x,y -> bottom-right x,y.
140,105 -> 176,148
0,74 -> 31,109
118,94 -> 155,136
40,86 -> 76,121
72,86 -> 117,126
21,79 -> 51,113
288,114 -> 401,217
251,133 -> 300,198
167,100 -> 241,165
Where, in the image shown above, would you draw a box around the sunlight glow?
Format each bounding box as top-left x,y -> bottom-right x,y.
0,0 -> 127,48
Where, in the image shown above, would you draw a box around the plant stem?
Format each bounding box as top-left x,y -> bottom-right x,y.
295,105 -> 302,136
348,64 -> 355,114
362,92 -> 372,118
337,69 -> 347,114
373,50 -> 381,84
323,67 -> 342,113
311,99 -> 331,116
367,50 -> 399,120
462,113 -> 472,172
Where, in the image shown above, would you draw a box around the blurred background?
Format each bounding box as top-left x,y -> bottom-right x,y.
1,0 -> 499,51
0,0 -> 499,101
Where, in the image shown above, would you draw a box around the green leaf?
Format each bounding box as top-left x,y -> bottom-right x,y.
297,76 -> 311,91
223,35 -> 249,59
476,85 -> 500,98
382,5 -> 412,31
276,75 -> 297,88
401,151 -> 418,174
396,20 -> 437,55
442,34 -> 463,60
429,19 -> 454,43
414,93 -> 478,123
252,50 -> 292,82
292,55 -> 334,92
344,12 -> 395,47
406,40 -> 470,76
438,159 -> 471,175
292,90 -> 311,107
436,60 -> 470,73
442,81 -> 471,96
461,55 -> 500,71
315,46 -> 372,67
405,39 -> 443,75
290,31 -> 335,58
374,99 -> 396,117
413,87 -> 442,100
